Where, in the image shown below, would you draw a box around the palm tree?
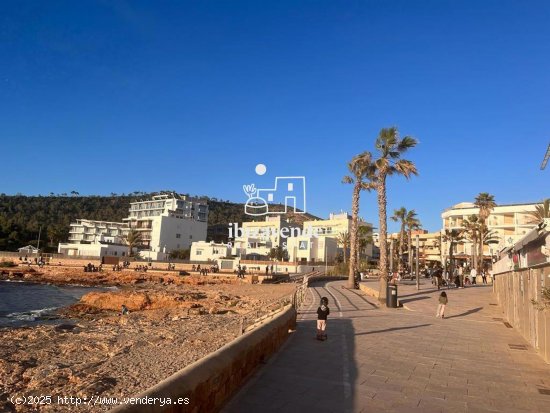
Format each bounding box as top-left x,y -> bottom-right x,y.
406,212 -> 421,271
479,223 -> 499,271
474,193 -> 496,271
372,127 -> 418,299
462,215 -> 480,271
475,193 -> 496,222
338,231 -> 351,264
390,207 -> 408,272
343,152 -> 376,288
527,199 -> 550,224
356,223 -> 374,263
123,229 -> 143,257
442,229 -> 464,277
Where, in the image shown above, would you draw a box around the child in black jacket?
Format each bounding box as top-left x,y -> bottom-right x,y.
316,297 -> 330,341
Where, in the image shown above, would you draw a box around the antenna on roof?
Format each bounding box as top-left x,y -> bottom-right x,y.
541,142 -> 550,170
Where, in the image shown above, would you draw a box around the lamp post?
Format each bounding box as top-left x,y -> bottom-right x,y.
416,234 -> 420,290
389,238 -> 394,274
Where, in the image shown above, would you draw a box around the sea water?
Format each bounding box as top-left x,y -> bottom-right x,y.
0,281 -> 104,327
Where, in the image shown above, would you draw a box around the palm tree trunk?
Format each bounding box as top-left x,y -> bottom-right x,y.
449,242 -> 454,279
348,184 -> 360,288
377,178 -> 388,301
398,225 -> 405,273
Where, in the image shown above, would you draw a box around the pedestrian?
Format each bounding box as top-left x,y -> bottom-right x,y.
436,291 -> 448,318
481,269 -> 487,284
470,267 -> 477,285
121,304 -> 130,315
316,297 -> 330,341
436,270 -> 443,290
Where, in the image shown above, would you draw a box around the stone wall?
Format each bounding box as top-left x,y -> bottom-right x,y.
110,306 -> 297,413
493,263 -> 550,363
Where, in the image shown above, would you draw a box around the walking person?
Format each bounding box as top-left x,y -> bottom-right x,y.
470,267 -> 477,285
436,292 -> 448,319
481,269 -> 487,284
316,297 -> 330,341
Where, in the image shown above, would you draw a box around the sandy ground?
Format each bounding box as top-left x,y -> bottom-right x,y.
0,266 -> 297,412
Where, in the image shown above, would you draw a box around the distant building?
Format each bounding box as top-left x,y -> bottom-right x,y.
123,193 -> 208,260
231,216 -> 299,260
190,241 -> 230,262
494,219 -> 550,272
389,230 -> 442,265
18,245 -> 40,255
441,201 -> 540,266
58,219 -> 129,258
303,212 -> 374,261
58,193 -> 208,260
286,236 -> 338,263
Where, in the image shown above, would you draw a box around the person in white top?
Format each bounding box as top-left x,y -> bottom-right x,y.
470,267 -> 477,285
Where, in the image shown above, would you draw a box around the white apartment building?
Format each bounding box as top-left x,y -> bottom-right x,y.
231,216 -> 299,259
286,236 -> 338,263
58,193 -> 208,260
58,219 -> 130,257
123,194 -> 208,260
441,201 -> 540,264
190,241 -> 230,262
303,212 -> 374,261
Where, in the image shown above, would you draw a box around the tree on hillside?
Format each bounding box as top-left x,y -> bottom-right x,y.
372,127 -> 418,300
343,151 -> 376,288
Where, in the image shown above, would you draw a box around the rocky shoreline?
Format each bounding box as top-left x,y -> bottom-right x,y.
0,266 -> 297,412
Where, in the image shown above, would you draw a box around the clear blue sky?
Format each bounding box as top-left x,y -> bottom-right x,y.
1,0 -> 548,232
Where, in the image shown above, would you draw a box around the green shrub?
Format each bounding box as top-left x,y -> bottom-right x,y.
0,260 -> 17,268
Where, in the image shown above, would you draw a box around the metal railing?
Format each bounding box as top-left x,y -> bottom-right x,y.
237,272 -> 313,335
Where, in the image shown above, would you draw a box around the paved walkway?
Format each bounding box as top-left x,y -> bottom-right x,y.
222,279 -> 550,413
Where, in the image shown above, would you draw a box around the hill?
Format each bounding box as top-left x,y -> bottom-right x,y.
0,193 -> 321,251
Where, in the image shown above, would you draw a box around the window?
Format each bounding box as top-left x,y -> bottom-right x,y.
176,234 -> 181,239
196,250 -> 202,255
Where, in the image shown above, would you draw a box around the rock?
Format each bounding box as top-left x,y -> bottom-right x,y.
55,324 -> 79,333
80,291 -> 151,311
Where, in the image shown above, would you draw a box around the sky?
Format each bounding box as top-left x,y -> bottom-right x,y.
1,0 -> 549,232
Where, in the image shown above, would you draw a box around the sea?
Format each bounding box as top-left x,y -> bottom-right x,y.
0,280 -> 109,328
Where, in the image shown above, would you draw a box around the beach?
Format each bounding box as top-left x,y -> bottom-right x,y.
0,266 -> 296,412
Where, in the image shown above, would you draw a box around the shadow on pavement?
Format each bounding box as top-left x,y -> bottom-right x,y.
223,311 -> 358,412
355,323 -> 431,336
399,296 -> 431,304
445,306 -> 483,319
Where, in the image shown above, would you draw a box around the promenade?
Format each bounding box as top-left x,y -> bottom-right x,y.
222,279 -> 550,413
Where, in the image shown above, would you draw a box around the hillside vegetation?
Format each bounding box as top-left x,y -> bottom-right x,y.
0,193 -> 320,251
